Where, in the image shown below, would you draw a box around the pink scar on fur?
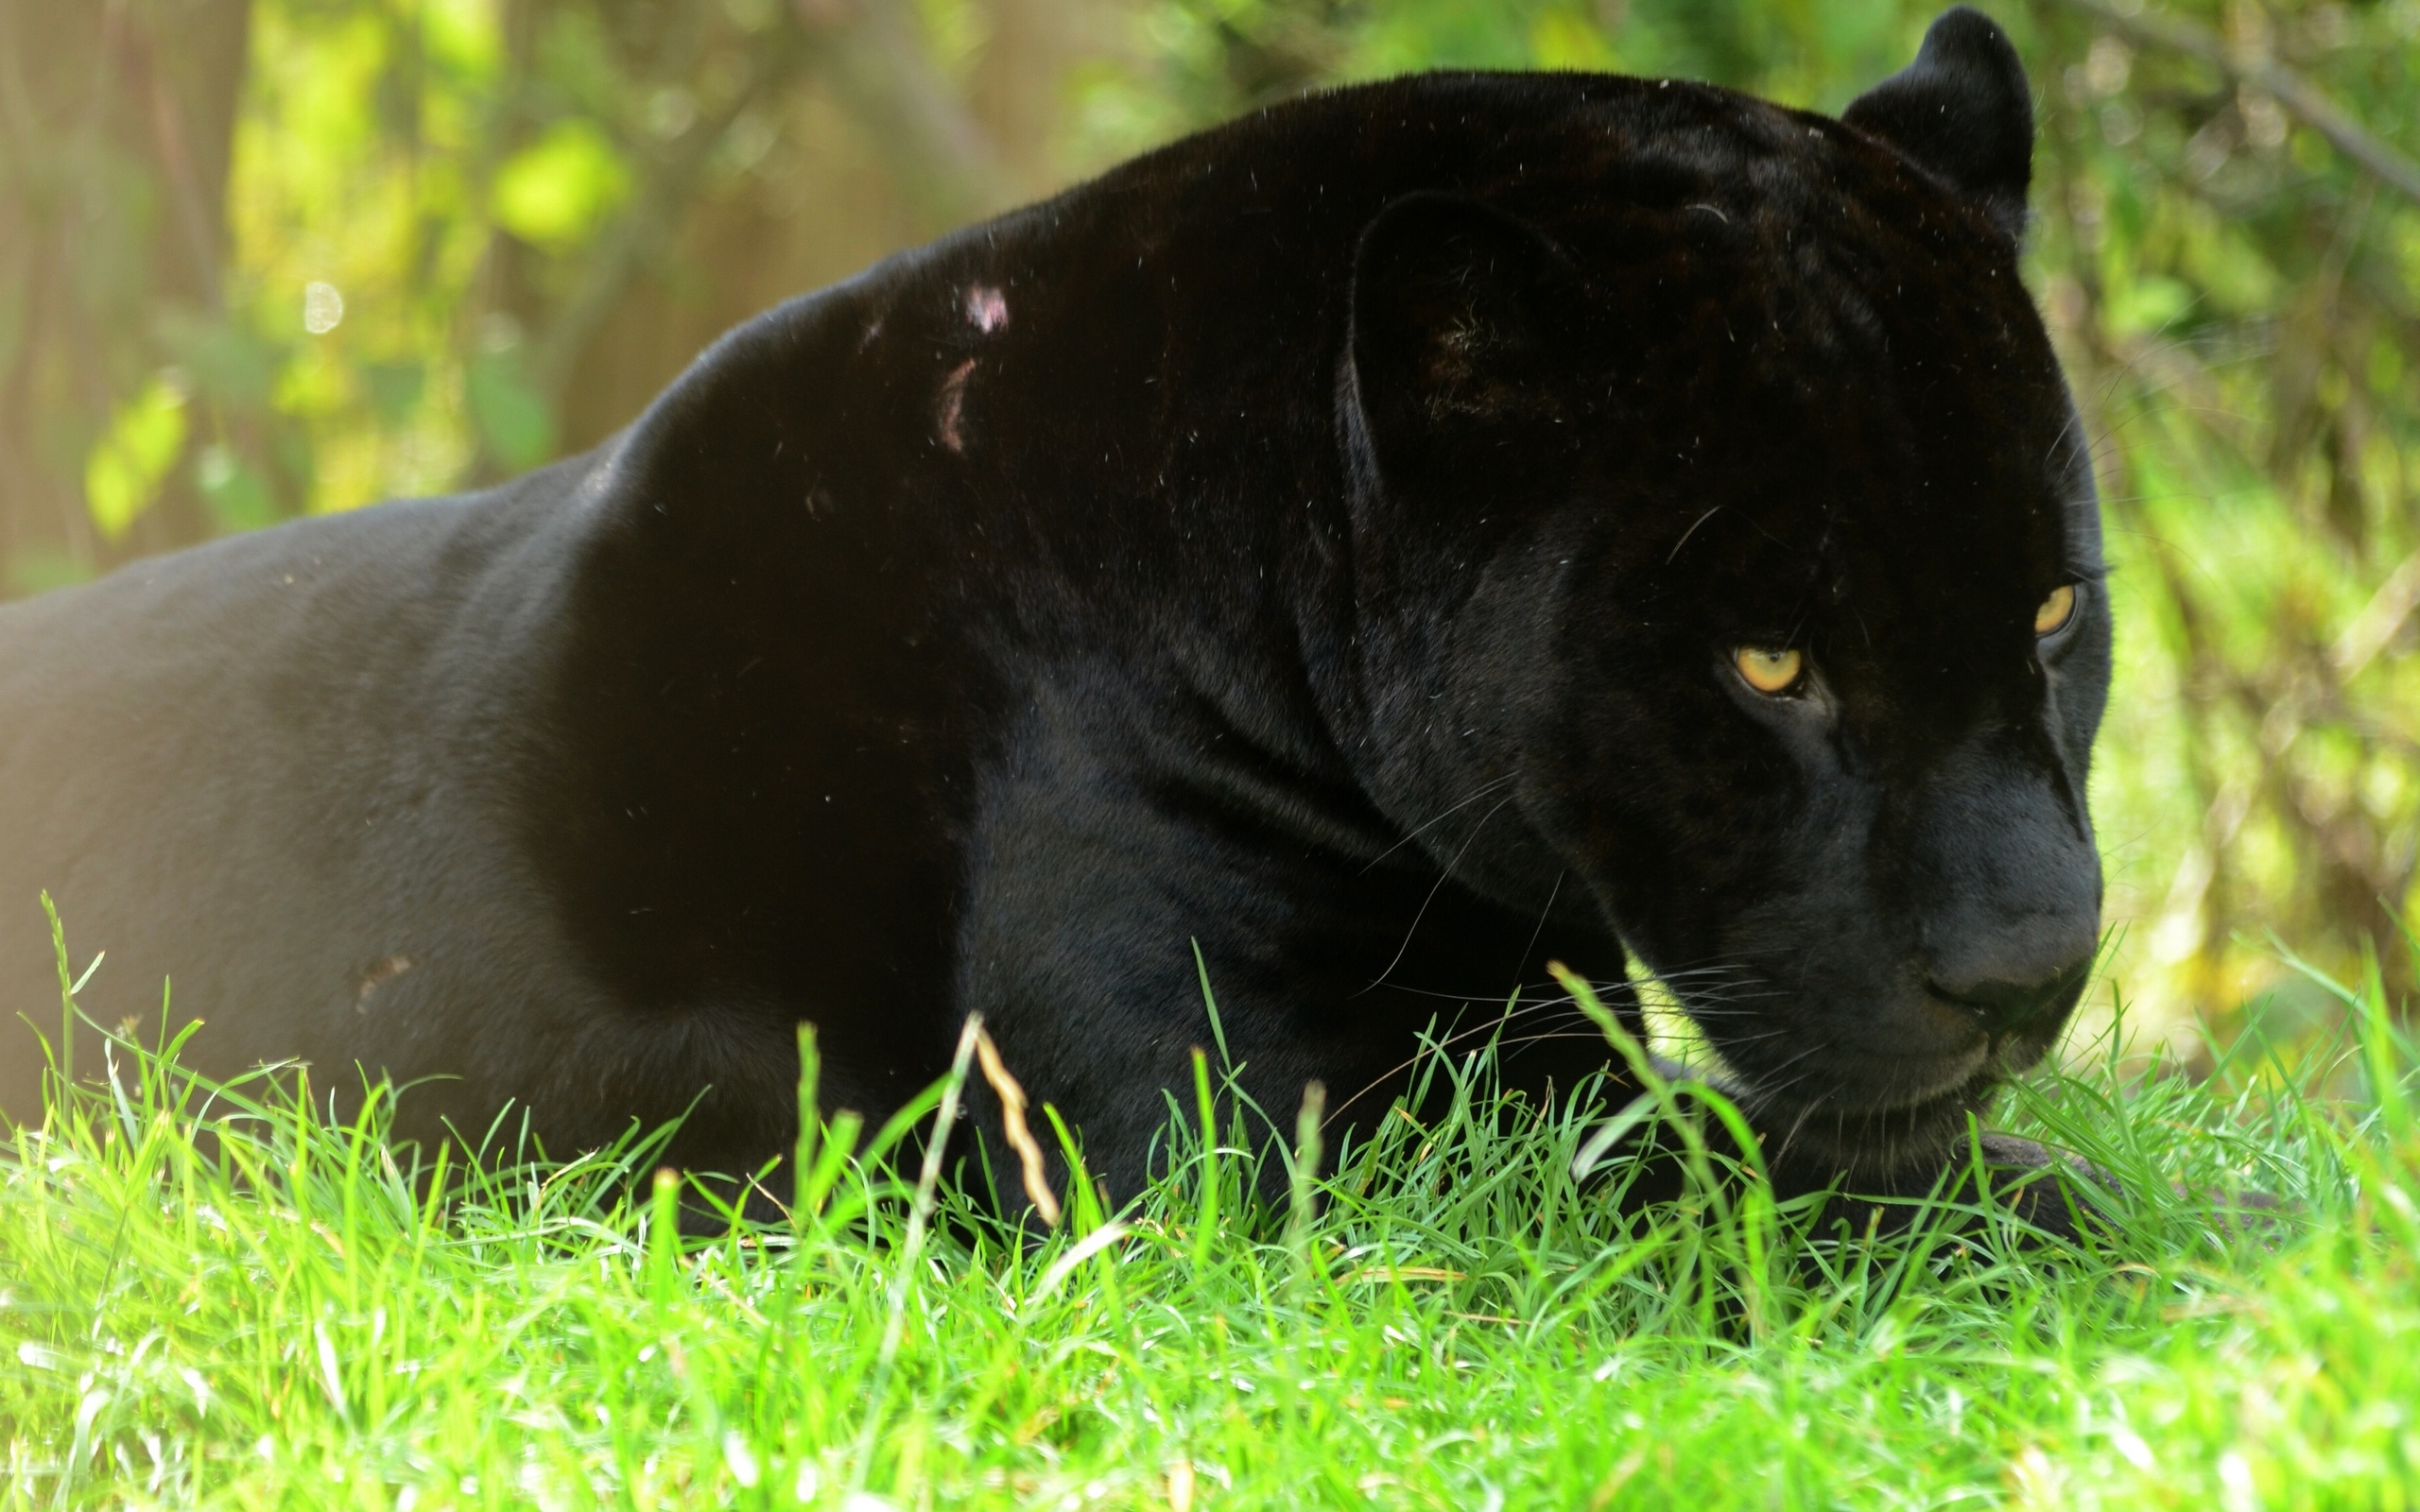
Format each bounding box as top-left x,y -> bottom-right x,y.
937,358 -> 977,453
962,284 -> 1009,334
355,954 -> 414,1009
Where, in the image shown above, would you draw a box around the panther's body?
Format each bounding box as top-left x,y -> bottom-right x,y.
0,10 -> 2105,1207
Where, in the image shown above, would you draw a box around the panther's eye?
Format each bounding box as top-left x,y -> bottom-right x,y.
2033,583 -> 2078,637
1734,645 -> 1804,695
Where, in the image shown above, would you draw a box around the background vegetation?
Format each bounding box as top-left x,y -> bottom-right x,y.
4,0 -> 2417,1048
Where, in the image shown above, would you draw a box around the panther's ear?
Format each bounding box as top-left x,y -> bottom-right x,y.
1347,193 -> 1582,490
1843,7 -> 2033,242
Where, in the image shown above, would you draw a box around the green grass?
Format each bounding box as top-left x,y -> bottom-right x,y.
5,942 -> 2418,1511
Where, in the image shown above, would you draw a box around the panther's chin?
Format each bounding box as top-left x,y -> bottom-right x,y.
1697,1014 -> 2068,1184
1743,1071 -> 2005,1185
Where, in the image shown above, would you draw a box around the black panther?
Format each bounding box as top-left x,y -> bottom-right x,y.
0,9 -> 2106,1216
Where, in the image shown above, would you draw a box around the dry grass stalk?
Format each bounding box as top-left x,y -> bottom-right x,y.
974,1025 -> 1062,1227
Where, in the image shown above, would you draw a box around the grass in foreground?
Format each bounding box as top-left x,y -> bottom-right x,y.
5,947 -> 2419,1510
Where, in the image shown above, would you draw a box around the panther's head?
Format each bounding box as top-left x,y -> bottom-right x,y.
1342,9 -> 2105,1179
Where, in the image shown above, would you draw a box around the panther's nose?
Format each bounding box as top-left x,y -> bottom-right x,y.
1907,734 -> 2102,1044
1928,945 -> 2092,1039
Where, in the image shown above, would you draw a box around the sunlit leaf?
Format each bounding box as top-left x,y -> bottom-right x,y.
2105,274 -> 2196,340
84,373 -> 190,541
492,120 -> 631,253
1528,9 -> 1618,71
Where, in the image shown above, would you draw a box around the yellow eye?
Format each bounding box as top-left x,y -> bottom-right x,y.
1734,645 -> 1804,694
2033,583 -> 2078,636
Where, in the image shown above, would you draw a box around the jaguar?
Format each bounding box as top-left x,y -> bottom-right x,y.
0,8 -> 2106,1220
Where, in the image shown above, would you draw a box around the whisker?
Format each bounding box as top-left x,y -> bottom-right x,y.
1359,790 -> 1521,993
1513,868 -> 1565,982
1325,990 -> 1632,1123
1355,773 -> 1515,877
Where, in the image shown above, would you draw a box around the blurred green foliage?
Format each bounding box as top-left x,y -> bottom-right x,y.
2,0 -> 2414,1047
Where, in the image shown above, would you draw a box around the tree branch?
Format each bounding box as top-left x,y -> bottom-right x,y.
2037,0 -> 2420,208
533,29 -> 814,404
798,0 -> 1011,225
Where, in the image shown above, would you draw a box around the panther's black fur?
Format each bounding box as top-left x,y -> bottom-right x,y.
0,9 -> 2106,1214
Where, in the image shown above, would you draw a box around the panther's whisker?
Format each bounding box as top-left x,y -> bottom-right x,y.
1358,791 -> 1522,993
1513,868 -> 1566,980
1355,773 -> 1516,878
